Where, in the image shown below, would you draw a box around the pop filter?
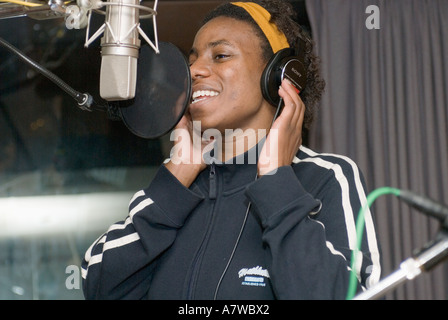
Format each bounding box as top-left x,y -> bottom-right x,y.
118,41 -> 191,139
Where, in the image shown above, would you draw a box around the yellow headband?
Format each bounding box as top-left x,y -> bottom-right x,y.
231,2 -> 289,53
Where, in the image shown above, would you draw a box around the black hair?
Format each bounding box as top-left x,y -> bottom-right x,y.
202,0 -> 325,131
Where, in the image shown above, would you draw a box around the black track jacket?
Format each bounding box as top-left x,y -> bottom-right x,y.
82,145 -> 381,299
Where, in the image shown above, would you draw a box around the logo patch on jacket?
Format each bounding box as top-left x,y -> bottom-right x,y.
238,266 -> 270,287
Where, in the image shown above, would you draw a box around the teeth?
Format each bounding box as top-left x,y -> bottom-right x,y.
192,90 -> 219,103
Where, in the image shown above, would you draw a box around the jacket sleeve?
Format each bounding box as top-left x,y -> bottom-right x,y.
245,165 -> 380,300
81,165 -> 204,299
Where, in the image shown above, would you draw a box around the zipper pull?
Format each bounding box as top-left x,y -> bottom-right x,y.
209,162 -> 217,199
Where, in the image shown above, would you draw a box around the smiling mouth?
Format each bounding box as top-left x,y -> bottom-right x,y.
191,90 -> 220,104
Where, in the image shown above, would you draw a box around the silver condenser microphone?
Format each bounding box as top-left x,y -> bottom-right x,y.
71,0 -> 159,101
100,0 -> 140,101
61,0 -> 192,139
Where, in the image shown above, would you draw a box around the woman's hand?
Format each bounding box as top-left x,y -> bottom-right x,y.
165,110 -> 208,187
258,79 -> 305,176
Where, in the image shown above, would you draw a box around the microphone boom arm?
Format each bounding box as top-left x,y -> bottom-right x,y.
348,187 -> 448,300
0,35 -> 100,111
354,229 -> 448,300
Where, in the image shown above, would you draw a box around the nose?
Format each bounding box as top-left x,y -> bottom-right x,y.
190,57 -> 211,80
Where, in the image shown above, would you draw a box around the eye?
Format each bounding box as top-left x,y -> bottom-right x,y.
188,49 -> 198,67
188,55 -> 195,65
214,53 -> 230,61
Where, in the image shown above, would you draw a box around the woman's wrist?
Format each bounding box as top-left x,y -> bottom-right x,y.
164,160 -> 204,188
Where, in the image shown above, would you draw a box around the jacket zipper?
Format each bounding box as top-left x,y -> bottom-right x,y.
209,162 -> 217,199
186,163 -> 218,299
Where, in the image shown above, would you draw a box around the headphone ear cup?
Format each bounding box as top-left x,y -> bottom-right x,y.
261,48 -> 292,106
261,47 -> 307,106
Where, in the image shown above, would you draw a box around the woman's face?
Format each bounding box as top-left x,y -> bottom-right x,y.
188,17 -> 274,134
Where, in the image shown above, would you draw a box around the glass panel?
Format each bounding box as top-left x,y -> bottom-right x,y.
0,16 -> 166,300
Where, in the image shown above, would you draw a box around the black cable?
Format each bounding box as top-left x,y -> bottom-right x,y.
0,36 -> 97,111
213,202 -> 252,300
271,97 -> 284,126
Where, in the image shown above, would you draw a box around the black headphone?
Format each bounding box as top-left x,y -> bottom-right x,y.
260,38 -> 308,107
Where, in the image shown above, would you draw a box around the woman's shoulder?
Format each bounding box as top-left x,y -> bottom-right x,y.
295,145 -> 362,173
292,145 -> 366,193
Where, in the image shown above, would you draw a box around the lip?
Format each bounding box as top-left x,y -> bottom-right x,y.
190,86 -> 221,106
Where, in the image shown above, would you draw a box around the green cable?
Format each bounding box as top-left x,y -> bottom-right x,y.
346,186 -> 401,300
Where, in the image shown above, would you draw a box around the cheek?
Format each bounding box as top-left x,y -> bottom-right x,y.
226,70 -> 262,103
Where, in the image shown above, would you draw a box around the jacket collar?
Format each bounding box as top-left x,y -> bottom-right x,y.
198,141 -> 264,194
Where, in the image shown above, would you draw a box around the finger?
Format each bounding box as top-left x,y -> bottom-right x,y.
184,107 -> 193,122
278,81 -> 305,152
276,89 -> 295,125
175,115 -> 189,132
277,82 -> 300,125
283,80 -> 305,122
284,79 -> 303,110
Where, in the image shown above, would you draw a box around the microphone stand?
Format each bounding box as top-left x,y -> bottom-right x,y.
354,221 -> 448,300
